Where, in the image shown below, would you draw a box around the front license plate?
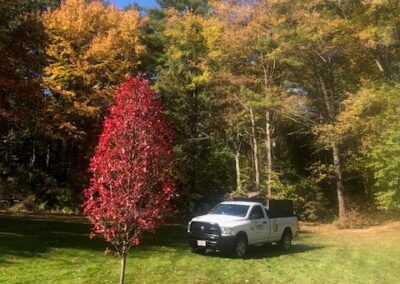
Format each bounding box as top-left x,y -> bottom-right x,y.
197,240 -> 206,246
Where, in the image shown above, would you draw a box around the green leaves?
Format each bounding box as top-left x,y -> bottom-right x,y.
364,85 -> 400,209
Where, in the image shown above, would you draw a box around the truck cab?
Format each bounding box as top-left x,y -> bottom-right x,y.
187,200 -> 298,258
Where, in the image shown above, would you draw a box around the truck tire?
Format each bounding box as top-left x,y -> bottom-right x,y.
233,235 -> 247,258
279,229 -> 292,251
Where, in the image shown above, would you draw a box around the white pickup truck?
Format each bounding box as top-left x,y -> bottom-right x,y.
187,200 -> 298,258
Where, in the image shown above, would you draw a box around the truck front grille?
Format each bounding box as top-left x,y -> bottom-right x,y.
190,221 -> 221,236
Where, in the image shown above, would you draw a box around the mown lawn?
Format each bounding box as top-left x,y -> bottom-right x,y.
0,214 -> 399,284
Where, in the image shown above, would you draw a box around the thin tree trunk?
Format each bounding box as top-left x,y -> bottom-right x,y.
332,143 -> 346,222
249,106 -> 260,191
233,124 -> 242,192
46,143 -> 50,169
119,254 -> 127,284
189,91 -> 198,196
265,110 -> 273,199
319,75 -> 347,222
374,58 -> 385,73
30,139 -> 36,168
235,149 -> 242,192
372,52 -> 394,79
261,58 -> 276,199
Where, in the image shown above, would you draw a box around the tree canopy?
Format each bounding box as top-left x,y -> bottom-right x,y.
1,0 -> 399,223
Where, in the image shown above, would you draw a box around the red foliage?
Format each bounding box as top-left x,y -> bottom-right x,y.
83,77 -> 175,256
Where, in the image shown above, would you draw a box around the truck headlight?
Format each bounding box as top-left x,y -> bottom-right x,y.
187,221 -> 191,233
220,226 -> 235,236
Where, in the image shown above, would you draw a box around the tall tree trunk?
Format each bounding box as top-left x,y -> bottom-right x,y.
235,148 -> 242,192
249,106 -> 260,191
319,75 -> 347,222
332,143 -> 346,222
188,91 -> 198,196
30,139 -> 36,168
46,143 -> 51,169
261,58 -> 276,199
371,51 -> 394,79
265,110 -> 273,199
233,124 -> 242,192
119,254 -> 127,284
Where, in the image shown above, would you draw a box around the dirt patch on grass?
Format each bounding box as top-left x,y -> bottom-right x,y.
301,220 -> 400,233
299,220 -> 400,246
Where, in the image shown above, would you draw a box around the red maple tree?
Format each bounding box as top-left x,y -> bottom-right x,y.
83,77 -> 175,284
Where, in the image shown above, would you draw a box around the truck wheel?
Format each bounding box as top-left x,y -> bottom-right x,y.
279,230 -> 292,251
233,236 -> 247,258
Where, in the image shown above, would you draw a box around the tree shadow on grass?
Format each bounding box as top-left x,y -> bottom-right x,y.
0,215 -> 106,263
203,243 -> 324,260
0,215 -> 188,263
195,229 -> 324,260
141,225 -> 324,259
0,215 -> 321,263
143,224 -> 188,249
249,243 -> 323,259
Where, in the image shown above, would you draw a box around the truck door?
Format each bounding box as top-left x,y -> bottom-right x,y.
248,205 -> 270,243
269,217 -> 285,241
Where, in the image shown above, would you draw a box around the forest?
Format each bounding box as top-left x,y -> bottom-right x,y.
1,0 -> 399,225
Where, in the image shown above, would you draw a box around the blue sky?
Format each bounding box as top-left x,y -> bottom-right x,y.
110,0 -> 159,9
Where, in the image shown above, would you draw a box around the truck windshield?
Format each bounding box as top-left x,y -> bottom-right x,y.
211,204 -> 249,217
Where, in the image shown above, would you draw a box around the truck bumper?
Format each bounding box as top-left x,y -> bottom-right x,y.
188,233 -> 236,252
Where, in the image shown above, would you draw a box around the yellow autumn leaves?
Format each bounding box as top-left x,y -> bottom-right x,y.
163,9 -> 222,91
42,0 -> 144,137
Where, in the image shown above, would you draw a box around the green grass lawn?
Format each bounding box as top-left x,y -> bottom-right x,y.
0,214 -> 400,284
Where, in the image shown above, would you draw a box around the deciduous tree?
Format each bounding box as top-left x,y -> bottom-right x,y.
334,82 -> 400,209
270,0 -> 375,222
42,0 -> 145,194
212,0 -> 290,197
156,9 -> 231,206
0,0 -> 60,203
42,0 -> 144,138
83,77 -> 175,284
